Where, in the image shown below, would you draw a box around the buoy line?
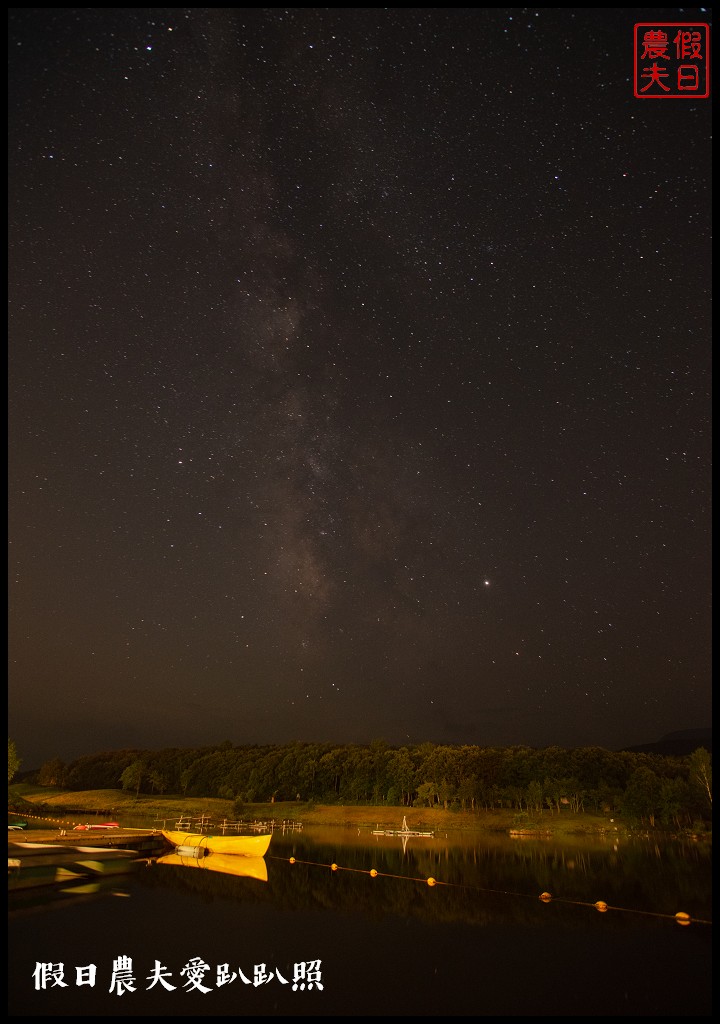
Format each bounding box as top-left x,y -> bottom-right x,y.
11,815 -> 711,926
269,855 -> 711,926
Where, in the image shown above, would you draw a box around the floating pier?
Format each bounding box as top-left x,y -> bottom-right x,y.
8,827 -> 164,852
8,841 -> 143,891
371,816 -> 434,838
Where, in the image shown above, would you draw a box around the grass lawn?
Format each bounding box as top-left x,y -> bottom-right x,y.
9,782 -> 624,837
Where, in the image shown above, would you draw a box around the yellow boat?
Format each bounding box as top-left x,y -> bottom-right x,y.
161,830 -> 272,856
156,851 -> 268,882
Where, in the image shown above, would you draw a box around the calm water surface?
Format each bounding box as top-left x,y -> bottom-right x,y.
8,825 -> 711,1016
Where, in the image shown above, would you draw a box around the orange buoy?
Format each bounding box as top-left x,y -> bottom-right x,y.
595,901 -> 608,912
675,912 -> 691,926
331,863 -> 338,871
539,892 -> 552,902
289,857 -> 296,864
427,877 -> 436,887
369,868 -> 378,877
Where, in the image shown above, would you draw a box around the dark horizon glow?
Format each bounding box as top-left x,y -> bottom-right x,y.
8,8 -> 711,771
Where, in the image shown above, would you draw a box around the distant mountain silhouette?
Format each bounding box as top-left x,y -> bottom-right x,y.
621,728 -> 712,756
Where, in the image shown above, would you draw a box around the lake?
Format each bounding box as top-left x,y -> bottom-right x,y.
8,825 -> 712,1016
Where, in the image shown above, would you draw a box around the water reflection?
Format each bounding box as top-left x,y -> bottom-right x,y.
8,874 -> 134,914
285,828 -> 711,916
9,827 -> 712,1017
136,828 -> 711,930
156,851 -> 268,882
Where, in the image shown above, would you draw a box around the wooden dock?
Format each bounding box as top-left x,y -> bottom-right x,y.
9,827 -> 165,852
371,816 -> 434,838
7,835 -> 165,892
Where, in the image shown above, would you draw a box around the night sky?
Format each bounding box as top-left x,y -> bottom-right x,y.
8,8 -> 712,770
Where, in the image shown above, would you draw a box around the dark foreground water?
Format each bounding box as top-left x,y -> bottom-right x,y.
8,827 -> 712,1016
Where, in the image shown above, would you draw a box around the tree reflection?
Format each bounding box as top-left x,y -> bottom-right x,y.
140,833 -> 711,930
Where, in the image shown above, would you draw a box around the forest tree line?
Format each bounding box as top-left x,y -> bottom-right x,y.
30,740 -> 712,828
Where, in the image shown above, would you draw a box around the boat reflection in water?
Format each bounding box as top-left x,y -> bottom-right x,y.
155,851 -> 268,883
9,831 -> 711,1017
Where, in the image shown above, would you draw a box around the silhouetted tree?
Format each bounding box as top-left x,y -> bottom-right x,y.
622,767 -> 662,826
8,739 -> 21,784
687,748 -> 712,811
120,759 -> 145,798
38,758 -> 66,787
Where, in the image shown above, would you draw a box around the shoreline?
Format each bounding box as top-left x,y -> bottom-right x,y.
9,784 -> 710,842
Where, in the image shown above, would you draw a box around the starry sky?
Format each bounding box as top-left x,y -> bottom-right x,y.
8,8 -> 712,770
